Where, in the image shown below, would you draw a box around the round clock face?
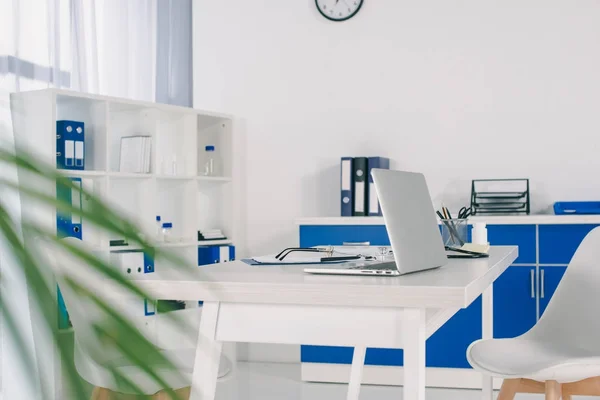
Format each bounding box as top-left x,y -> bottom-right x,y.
316,0 -> 363,22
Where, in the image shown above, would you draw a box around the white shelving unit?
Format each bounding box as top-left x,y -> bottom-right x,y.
10,88 -> 240,399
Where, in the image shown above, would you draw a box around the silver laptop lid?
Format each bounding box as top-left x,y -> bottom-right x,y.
371,169 -> 448,274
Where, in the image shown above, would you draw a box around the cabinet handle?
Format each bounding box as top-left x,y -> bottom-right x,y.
541,269 -> 545,298
530,269 -> 535,298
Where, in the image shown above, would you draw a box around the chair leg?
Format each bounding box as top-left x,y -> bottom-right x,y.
153,388 -> 190,400
153,391 -> 167,400
562,394 -> 572,400
90,387 -> 111,400
545,380 -> 561,400
498,379 -> 522,400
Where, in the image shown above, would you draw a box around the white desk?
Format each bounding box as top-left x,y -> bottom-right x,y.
138,246 -> 518,400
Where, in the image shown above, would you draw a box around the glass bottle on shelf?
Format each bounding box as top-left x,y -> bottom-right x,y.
155,216 -> 162,241
204,145 -> 216,176
162,222 -> 173,242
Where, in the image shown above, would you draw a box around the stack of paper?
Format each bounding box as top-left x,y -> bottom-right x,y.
119,135 -> 151,173
198,229 -> 227,241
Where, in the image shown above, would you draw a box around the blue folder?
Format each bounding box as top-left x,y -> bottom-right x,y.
56,120 -> 85,170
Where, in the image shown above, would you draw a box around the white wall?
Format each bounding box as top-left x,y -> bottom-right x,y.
194,0 -> 600,362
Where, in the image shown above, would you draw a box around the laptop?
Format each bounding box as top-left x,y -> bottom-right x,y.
304,169 -> 448,276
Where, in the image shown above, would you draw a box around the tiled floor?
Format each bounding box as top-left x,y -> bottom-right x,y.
215,362 -> 564,400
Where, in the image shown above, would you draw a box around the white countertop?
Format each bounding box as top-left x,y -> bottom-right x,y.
296,215 -> 600,226
137,247 -> 517,308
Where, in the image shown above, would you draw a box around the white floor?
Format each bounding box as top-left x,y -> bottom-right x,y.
215,362 -> 579,400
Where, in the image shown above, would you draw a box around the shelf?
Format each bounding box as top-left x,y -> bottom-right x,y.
57,169 -> 107,178
198,239 -> 232,246
156,174 -> 196,180
109,241 -> 198,251
109,172 -> 153,179
197,176 -> 232,183
109,240 -> 232,251
159,241 -> 198,248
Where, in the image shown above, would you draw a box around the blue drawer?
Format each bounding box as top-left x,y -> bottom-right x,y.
301,346 -> 403,366
299,225 -> 390,247
301,297 -> 480,368
539,224 -> 599,264
425,296 -> 481,368
487,225 -> 536,264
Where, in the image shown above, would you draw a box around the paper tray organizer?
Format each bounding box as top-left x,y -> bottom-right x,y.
470,179 -> 530,215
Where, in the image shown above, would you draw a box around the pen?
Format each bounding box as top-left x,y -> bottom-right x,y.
437,210 -> 459,244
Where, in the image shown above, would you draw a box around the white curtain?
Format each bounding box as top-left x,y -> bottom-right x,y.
0,0 -> 193,398
70,0 -> 193,104
1,1 -> 71,398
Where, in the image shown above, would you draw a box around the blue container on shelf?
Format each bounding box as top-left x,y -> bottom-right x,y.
554,201 -> 600,215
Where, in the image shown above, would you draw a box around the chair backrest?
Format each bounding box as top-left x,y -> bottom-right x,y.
531,226 -> 600,349
45,237 -> 150,365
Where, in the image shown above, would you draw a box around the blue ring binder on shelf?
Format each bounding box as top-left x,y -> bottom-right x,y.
57,120 -> 85,170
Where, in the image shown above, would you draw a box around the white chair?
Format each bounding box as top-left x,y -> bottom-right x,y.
48,237 -> 231,399
468,226 -> 600,400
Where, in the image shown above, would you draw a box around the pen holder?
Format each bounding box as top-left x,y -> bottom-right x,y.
441,218 -> 468,247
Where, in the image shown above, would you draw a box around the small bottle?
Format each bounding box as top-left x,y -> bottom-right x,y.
472,223 -> 488,245
161,222 -> 173,242
204,145 -> 216,176
155,216 -> 162,240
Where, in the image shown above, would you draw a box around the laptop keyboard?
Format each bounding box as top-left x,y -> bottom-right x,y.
348,262 -> 397,270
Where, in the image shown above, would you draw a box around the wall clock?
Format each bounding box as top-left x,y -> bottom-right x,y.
316,0 -> 363,22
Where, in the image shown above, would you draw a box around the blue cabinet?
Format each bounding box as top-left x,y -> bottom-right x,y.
539,266 -> 567,317
487,225 -> 536,264
539,224 -> 599,264
298,221 -> 586,373
299,225 -> 390,247
425,297 -> 481,368
493,266 -> 536,339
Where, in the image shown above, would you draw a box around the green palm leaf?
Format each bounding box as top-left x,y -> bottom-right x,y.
0,143 -> 201,400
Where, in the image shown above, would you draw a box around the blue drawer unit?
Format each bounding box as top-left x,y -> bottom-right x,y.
301,346 -> 404,366
299,224 -> 399,366
299,225 -> 390,247
493,266 -> 536,339
487,225 -> 536,264
299,223 -> 481,369
539,266 -> 567,316
539,224 -> 599,264
425,296 -> 481,368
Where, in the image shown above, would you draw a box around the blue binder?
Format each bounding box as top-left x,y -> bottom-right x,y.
198,245 -> 235,265
56,177 -> 83,239
56,176 -> 83,330
198,245 -> 235,305
56,120 -> 85,170
367,157 -> 390,216
340,157 -> 354,216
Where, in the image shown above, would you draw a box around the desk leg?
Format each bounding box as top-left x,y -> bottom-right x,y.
346,347 -> 366,400
190,302 -> 222,400
403,308 -> 426,400
482,286 -> 493,400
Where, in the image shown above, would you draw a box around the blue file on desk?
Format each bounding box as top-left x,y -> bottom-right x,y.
340,157 -> 354,216
368,157 -> 390,216
56,120 -> 85,170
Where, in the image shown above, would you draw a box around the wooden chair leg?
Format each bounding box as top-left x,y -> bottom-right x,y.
545,380 -> 561,400
562,394 -> 572,400
90,387 -> 111,400
498,379 -> 522,400
153,387 -> 191,400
